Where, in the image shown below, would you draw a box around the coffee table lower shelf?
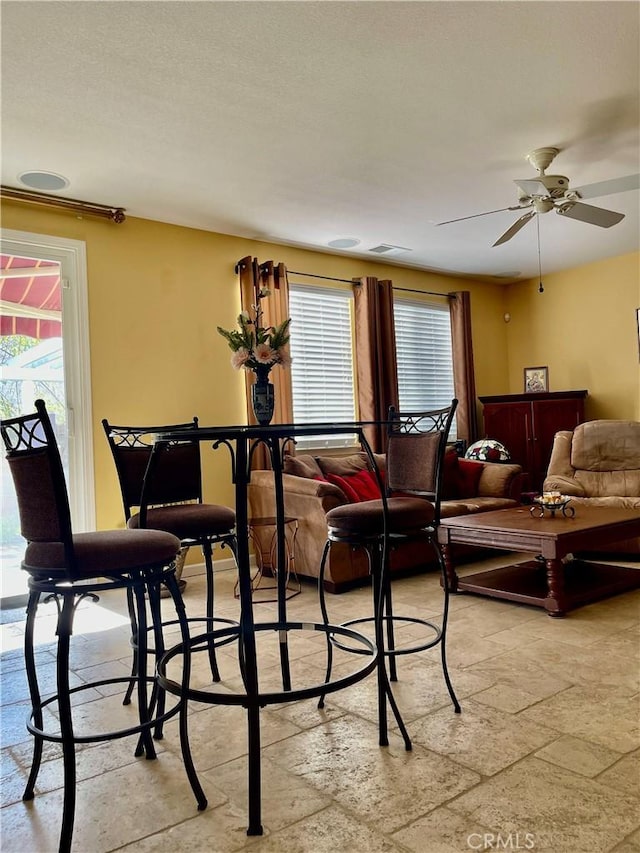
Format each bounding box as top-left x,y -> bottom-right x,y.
456,559 -> 640,612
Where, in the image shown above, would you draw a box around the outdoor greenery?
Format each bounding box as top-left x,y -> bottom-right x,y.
0,335 -> 65,419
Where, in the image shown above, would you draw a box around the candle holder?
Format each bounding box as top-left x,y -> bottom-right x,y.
530,493 -> 575,518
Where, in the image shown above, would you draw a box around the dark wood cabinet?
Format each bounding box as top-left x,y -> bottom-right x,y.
480,391 -> 588,491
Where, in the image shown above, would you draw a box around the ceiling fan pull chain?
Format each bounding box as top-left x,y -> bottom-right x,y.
536,215 -> 544,294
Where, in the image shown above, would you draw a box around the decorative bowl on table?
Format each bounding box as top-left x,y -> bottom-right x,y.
530,492 -> 575,518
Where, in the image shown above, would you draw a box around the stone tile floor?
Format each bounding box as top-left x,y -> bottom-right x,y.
1,554 -> 639,852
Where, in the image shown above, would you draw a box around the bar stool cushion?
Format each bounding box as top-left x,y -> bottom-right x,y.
24,529 -> 182,576
128,504 -> 235,539
327,496 -> 435,538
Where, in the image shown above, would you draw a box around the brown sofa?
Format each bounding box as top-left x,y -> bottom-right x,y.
248,451 -> 523,592
543,419 -> 640,556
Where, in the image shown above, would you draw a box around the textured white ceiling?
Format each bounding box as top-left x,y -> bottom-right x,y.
2,1 -> 639,281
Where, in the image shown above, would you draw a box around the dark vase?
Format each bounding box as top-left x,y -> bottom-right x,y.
251,368 -> 275,426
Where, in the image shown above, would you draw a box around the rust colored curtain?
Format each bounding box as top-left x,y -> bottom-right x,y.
237,256 -> 293,469
238,254 -> 260,427
259,261 -> 293,427
353,277 -> 399,453
450,290 -> 478,446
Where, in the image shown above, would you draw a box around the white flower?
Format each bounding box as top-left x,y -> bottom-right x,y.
277,348 -> 292,368
230,348 -> 250,370
254,343 -> 276,364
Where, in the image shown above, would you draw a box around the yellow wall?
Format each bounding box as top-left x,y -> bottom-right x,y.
1,201 -> 509,531
4,202 -> 637,531
504,252 -> 640,420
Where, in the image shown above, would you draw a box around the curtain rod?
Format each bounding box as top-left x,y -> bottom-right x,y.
288,270 -> 353,284
288,269 -> 454,298
1,185 -> 126,223
393,286 -> 456,299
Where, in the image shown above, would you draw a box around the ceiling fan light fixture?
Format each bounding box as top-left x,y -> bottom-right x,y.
533,198 -> 554,214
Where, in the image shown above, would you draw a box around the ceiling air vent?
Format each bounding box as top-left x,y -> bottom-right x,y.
368,244 -> 412,256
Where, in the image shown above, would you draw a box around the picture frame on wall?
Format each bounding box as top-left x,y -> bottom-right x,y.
524,366 -> 549,393
636,308 -> 640,361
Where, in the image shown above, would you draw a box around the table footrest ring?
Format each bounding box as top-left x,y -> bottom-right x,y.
131,616 -> 240,655
157,621 -> 378,706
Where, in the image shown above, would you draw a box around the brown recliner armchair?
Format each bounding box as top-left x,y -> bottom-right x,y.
544,419 -> 640,556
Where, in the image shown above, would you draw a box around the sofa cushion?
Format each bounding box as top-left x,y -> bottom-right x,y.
440,500 -> 472,517
575,469 -> 640,498
562,495 -> 640,509
479,462 -> 522,498
317,452 -> 370,477
571,420 -> 640,471
284,454 -> 324,479
441,497 -> 518,517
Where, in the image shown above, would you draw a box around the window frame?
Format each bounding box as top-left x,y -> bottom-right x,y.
288,282 -> 358,450
393,295 -> 457,439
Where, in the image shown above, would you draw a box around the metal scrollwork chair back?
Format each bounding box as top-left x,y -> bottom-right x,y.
318,400 -> 461,750
102,417 -> 238,687
1,400 -> 193,853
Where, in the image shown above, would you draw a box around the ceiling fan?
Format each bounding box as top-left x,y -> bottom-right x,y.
437,147 -> 640,247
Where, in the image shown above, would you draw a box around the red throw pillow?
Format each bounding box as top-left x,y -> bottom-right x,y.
325,472 -> 361,503
441,449 -> 460,500
457,459 -> 484,498
346,469 -> 383,501
325,470 -> 383,503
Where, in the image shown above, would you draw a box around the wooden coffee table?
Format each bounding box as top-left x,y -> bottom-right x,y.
437,505 -> 640,616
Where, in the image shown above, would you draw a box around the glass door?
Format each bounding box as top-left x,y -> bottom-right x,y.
0,230 -> 94,607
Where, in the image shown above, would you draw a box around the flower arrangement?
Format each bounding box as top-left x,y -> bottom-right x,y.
217,288 -> 291,382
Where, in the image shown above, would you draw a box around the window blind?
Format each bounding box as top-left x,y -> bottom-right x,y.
394,299 -> 457,439
289,284 -> 357,448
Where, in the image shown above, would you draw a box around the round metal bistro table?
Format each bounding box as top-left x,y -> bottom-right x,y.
153,421 -> 405,836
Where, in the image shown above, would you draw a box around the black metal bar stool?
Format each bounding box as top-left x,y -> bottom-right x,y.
1,401 -> 198,853
318,401 -> 461,747
102,417 -> 239,694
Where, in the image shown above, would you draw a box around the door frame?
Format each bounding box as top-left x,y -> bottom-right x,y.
1,228 -> 95,532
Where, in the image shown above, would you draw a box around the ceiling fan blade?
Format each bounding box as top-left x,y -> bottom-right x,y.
436,205 -> 525,226
514,179 -> 548,197
571,173 -> 640,200
556,201 -> 624,227
492,210 -> 536,246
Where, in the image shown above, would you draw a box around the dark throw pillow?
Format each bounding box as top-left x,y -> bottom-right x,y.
457,459 -> 484,498
441,449 -> 461,500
